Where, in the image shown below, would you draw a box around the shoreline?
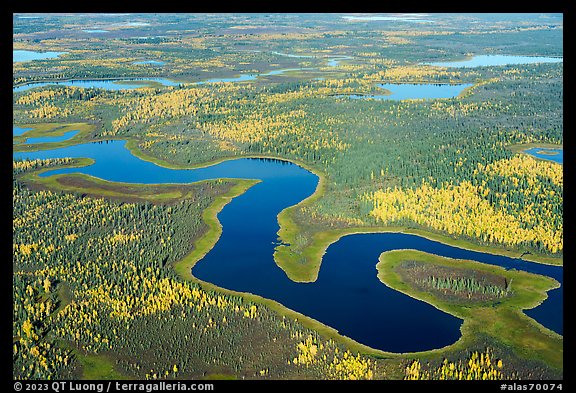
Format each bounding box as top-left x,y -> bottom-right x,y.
13,123 -> 563,276
12,125 -> 563,362
376,249 -> 562,369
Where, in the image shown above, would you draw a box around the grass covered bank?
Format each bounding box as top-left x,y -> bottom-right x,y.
274,222 -> 563,283
376,249 -> 562,372
13,122 -> 96,151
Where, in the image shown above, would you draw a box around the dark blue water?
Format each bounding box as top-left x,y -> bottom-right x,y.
524,148 -> 563,164
425,55 -> 563,68
13,140 -> 563,351
20,130 -> 79,144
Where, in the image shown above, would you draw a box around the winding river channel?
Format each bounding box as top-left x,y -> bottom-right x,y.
12,52 -> 563,352
13,138 -> 563,353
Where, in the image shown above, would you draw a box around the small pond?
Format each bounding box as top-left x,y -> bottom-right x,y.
523,147 -> 563,164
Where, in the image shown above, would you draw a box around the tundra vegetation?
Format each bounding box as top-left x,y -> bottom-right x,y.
13,13 -> 562,380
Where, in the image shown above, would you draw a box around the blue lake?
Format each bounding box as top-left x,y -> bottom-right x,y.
13,78 -> 181,93
13,50 -> 68,63
13,139 -> 563,352
425,55 -> 563,68
21,130 -> 79,145
13,126 -> 32,136
337,83 -> 473,101
523,148 -> 563,164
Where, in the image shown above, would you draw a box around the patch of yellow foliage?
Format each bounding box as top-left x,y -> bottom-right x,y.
405,349 -> 503,380
365,155 -> 562,253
